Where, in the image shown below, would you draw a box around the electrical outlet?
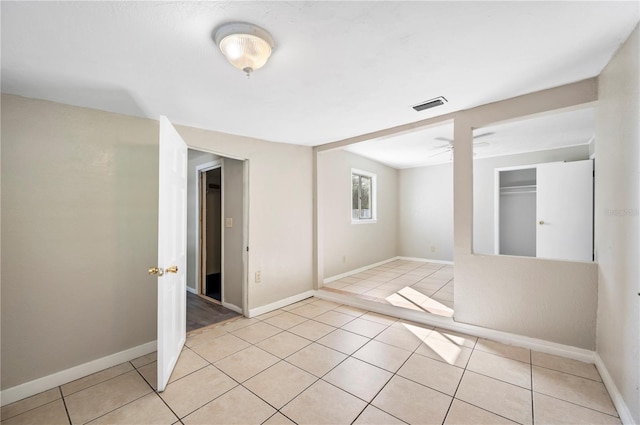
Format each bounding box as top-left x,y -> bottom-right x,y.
342,256 -> 346,264
255,271 -> 261,283
225,218 -> 233,228
431,246 -> 436,253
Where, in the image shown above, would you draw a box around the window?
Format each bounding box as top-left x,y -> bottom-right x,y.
351,169 -> 376,223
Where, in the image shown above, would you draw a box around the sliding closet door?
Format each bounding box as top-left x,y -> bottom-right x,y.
536,159 -> 593,262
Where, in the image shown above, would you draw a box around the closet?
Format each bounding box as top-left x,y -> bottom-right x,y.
495,159 -> 593,262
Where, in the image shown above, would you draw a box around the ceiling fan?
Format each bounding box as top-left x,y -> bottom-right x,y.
428,131 -> 494,158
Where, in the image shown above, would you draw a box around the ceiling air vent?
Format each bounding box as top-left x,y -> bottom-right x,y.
412,96 -> 448,112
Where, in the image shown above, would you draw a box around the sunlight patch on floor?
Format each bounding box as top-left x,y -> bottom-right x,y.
387,286 -> 454,318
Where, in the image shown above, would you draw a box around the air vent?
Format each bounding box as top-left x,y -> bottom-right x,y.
412,96 -> 448,112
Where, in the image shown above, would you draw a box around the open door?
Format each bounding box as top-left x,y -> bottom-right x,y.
536,159 -> 593,262
153,116 -> 188,392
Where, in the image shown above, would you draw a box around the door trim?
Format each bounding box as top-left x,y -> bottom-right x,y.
492,163 -> 538,256
188,147 -> 249,317
194,160 -> 223,300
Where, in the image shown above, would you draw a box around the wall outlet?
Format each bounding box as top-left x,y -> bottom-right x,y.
225,218 -> 233,228
255,271 -> 261,283
342,256 -> 346,264
431,246 -> 436,253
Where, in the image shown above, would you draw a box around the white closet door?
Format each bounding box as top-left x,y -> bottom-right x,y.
536,159 -> 593,262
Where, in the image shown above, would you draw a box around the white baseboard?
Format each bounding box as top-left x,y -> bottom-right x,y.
222,301 -> 243,314
313,290 -> 594,363
0,341 -> 157,407
397,256 -> 454,265
248,290 -> 315,318
186,286 -> 197,294
323,257 -> 454,284
594,353 -> 635,424
323,258 -> 399,284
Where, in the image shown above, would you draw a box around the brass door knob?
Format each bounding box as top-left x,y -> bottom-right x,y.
539,220 -> 545,225
166,266 -> 179,274
148,267 -> 164,276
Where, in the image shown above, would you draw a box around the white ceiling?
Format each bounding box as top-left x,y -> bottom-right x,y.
1,2 -> 638,146
343,106 -> 595,169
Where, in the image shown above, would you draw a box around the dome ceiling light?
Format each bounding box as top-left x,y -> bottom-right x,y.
214,22 -> 275,77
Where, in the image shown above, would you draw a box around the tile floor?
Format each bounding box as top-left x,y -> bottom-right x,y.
320,260 -> 455,317
1,297 -> 620,425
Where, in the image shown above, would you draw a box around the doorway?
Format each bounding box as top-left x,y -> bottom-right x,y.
201,167 -> 222,301
185,149 -> 246,332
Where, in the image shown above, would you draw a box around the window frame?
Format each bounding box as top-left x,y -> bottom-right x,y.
351,168 -> 377,224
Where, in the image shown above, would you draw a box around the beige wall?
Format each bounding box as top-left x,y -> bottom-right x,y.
1,95 -> 159,390
396,145 -> 590,262
222,157 -> 244,309
450,80 -> 600,349
1,94 -> 314,391
175,125 -> 314,310
318,149 -> 398,278
595,24 -> 639,423
397,163 -> 453,261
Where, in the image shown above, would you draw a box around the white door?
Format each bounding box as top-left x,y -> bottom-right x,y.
537,159 -> 593,262
155,116 -> 188,392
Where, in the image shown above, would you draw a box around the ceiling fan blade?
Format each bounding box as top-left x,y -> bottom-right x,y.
434,132 -> 493,144
472,141 -> 490,148
427,147 -> 452,158
473,131 -> 495,139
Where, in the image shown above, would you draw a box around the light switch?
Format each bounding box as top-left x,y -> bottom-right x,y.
225,218 -> 233,228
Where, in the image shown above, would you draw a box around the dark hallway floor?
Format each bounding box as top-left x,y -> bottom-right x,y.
186,291 -> 240,332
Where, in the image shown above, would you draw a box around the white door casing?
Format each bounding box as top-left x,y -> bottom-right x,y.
536,159 -> 593,262
156,116 -> 188,392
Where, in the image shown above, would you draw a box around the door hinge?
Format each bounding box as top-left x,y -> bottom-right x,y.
246,246 -> 249,252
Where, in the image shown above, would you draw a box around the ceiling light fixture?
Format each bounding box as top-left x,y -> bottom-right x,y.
214,22 -> 275,77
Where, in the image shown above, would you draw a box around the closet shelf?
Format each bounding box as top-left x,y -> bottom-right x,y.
500,184 -> 537,195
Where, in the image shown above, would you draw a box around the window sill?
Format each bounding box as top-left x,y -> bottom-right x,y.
351,219 -> 377,225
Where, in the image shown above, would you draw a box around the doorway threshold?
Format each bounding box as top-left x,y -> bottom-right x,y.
186,292 -> 240,333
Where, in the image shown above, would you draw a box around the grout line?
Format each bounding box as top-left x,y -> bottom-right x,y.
146,378 -> 182,423
531,389 -> 621,418
59,389 -> 73,425
59,364 -> 136,398
165,282 -> 602,424
530,349 -> 535,424
531,362 -> 604,383
58,387 -> 73,424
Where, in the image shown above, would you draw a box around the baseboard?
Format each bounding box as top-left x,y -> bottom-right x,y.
0,341 -> 157,407
248,290 -> 315,318
397,256 -> 454,265
222,301 -> 243,314
313,290 -> 595,364
594,353 -> 636,424
186,286 -> 197,294
323,258 -> 399,284
323,257 -> 454,284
